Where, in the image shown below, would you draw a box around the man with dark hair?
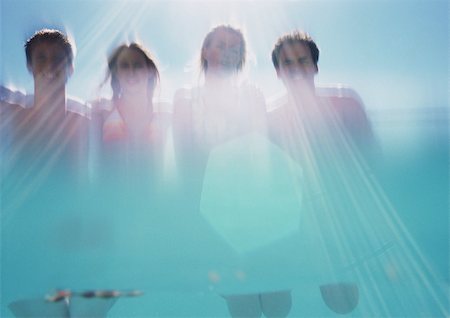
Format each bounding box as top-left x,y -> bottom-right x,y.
1,28 -> 89,161
25,28 -> 75,70
269,30 -> 376,157
271,30 -> 319,78
1,29 -> 91,316
265,31 -> 383,316
2,29 -> 87,113
1,29 -> 90,209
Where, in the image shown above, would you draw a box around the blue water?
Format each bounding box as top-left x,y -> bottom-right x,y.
1,107 -> 448,317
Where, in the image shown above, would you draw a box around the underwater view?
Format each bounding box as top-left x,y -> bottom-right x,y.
1,0 -> 448,317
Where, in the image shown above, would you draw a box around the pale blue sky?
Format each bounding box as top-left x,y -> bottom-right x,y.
0,0 -> 448,110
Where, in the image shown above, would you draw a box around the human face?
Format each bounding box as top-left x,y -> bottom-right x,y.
29,41 -> 72,87
203,30 -> 243,73
116,47 -> 152,95
276,42 -> 318,90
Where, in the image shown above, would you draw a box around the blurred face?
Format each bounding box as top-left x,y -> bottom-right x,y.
276,41 -> 317,90
29,41 -> 72,87
116,47 -> 152,95
203,30 -> 243,73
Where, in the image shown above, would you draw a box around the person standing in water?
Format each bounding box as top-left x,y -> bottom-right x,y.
173,25 -> 265,152
91,42 -> 171,181
0,28 -> 91,317
94,42 -> 170,144
1,28 -> 90,171
88,42 -> 172,295
173,25 -> 289,318
268,30 -> 389,316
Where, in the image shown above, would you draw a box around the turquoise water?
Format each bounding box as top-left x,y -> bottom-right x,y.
1,108 -> 448,317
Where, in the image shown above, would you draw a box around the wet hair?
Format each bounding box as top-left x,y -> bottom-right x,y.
106,42 -> 159,100
25,29 -> 75,68
272,30 -> 319,70
200,25 -> 246,73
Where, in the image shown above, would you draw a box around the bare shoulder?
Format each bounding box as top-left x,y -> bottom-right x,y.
0,86 -> 26,116
316,85 -> 365,108
317,85 -> 370,121
0,100 -> 23,118
316,85 -> 362,100
1,85 -> 29,110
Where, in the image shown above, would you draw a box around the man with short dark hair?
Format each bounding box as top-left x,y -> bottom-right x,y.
1,28 -> 92,318
269,30 -> 376,158
25,28 -> 75,69
2,28 -> 88,111
266,31 -> 383,315
272,30 -> 319,90
1,28 -> 89,163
